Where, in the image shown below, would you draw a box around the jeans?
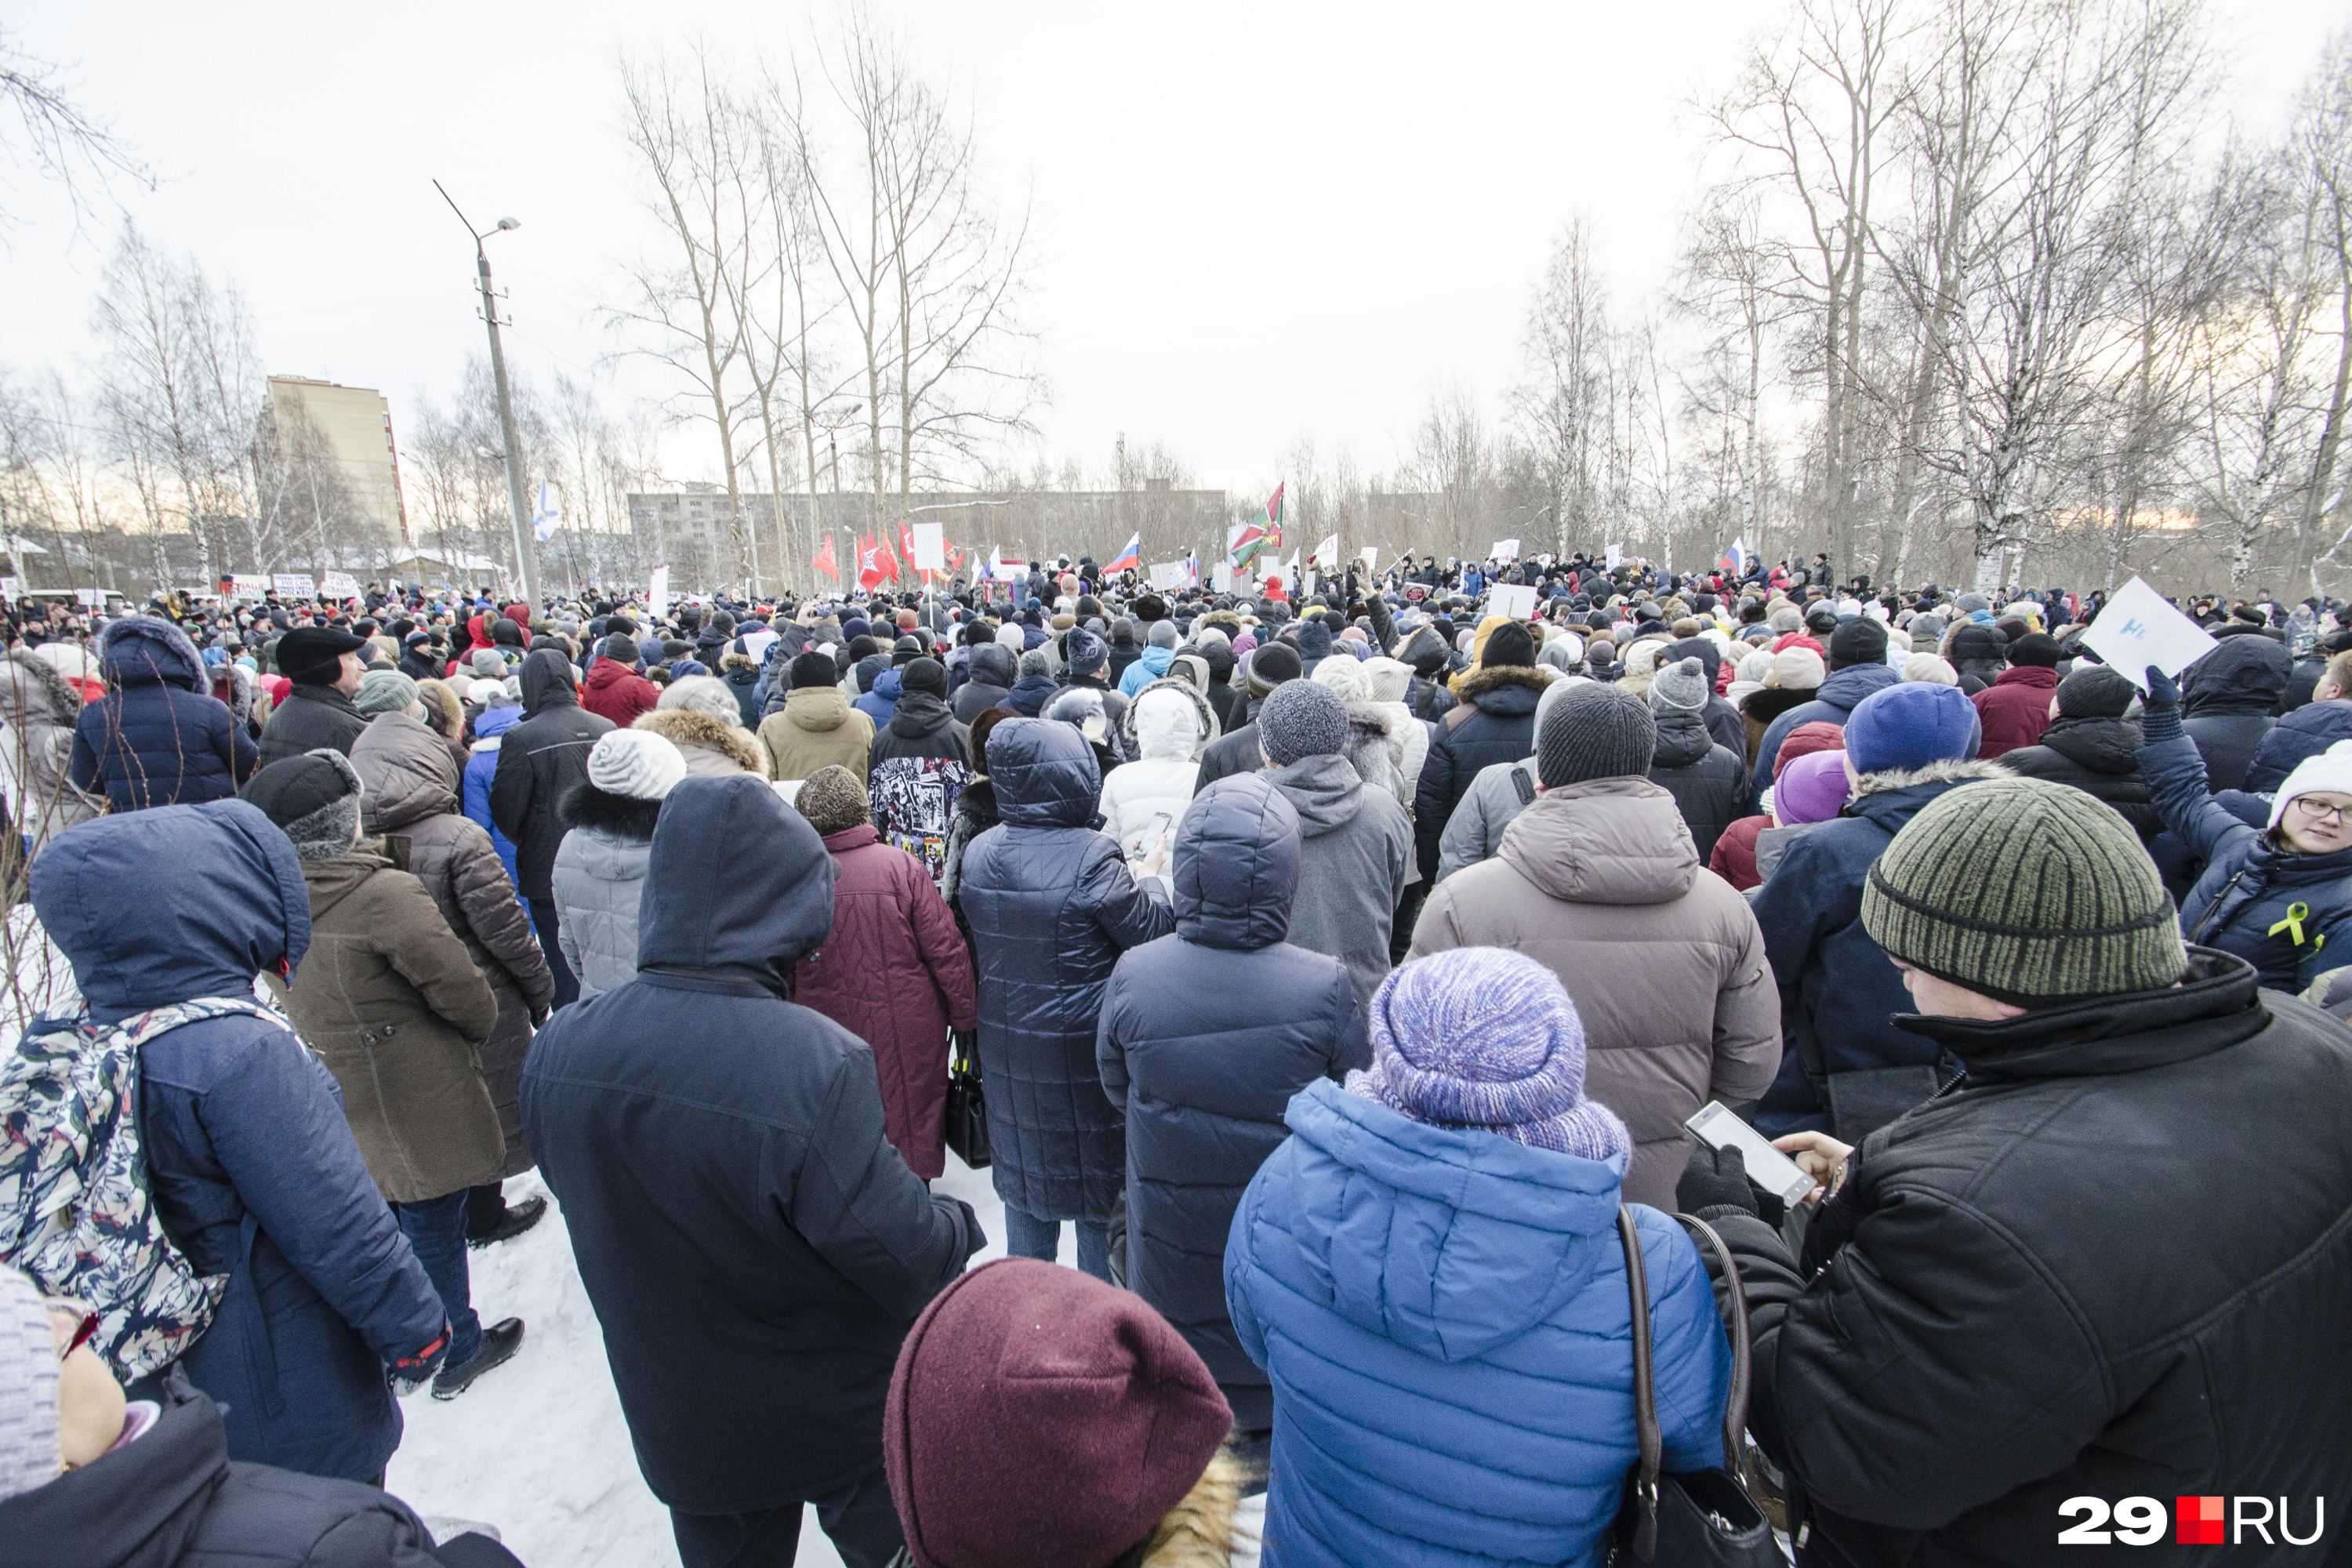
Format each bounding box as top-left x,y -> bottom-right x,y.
528,895 -> 579,1010
1003,1205 -> 1112,1283
392,1190 -> 481,1367
670,1462 -> 904,1568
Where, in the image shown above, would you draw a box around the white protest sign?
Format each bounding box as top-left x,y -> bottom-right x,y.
230,574 -> 270,599
1210,563 -> 1235,593
1360,545 -> 1378,570
910,521 -> 946,572
1490,538 -> 1521,562
647,564 -> 671,609
319,571 -> 359,599
1488,583 -> 1538,622
2079,575 -> 2218,691
273,573 -> 314,597
1149,561 -> 1189,590
1605,544 -> 1623,570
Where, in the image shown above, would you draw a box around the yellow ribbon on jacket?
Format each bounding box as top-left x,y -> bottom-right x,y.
2270,902 -> 2313,947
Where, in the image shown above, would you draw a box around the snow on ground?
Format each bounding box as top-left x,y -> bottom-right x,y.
388,1155 -> 1262,1566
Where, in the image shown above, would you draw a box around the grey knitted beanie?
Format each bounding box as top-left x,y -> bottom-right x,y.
1258,680 -> 1348,766
794,764 -> 870,836
1863,776 -> 2184,1006
1537,682 -> 1657,789
1018,648 -> 1053,681
353,670 -> 418,716
1648,656 -> 1710,715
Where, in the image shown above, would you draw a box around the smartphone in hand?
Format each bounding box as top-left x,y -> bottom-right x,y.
1685,1101 -> 1819,1207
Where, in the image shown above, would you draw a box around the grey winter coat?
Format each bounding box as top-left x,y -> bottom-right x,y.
549,782 -> 661,1002
1434,757 -> 1540,884
351,712 -> 554,1180
0,648 -> 102,851
1261,751 -> 1413,1015
1410,777 -> 1782,1210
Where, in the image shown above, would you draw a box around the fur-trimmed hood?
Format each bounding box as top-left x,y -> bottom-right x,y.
557,778 -> 665,840
1739,684 -> 1817,725
1450,663 -> 1552,709
98,614 -> 205,692
633,706 -> 769,778
1119,676 -> 1219,763
1849,756 -> 2012,802
0,646 -> 84,728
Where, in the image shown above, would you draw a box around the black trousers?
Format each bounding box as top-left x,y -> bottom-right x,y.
670,1464 -> 904,1568
527,895 -> 579,1010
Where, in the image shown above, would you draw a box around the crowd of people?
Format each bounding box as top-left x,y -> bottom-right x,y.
1,546 -> 2349,1567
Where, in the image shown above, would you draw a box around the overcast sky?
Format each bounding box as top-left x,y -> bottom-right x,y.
4,0 -> 2345,499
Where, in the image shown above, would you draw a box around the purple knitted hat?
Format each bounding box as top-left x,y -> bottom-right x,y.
1349,947 -> 1631,1163
1773,749 -> 1853,826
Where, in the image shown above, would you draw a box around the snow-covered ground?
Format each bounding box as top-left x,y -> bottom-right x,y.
387,1154 -> 1263,1566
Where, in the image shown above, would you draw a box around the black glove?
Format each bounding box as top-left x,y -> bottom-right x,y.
2143,664 -> 2181,707
1675,1141 -> 1784,1228
952,1029 -> 977,1066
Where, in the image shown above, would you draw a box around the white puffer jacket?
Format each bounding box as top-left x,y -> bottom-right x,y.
1100,680 -> 1218,860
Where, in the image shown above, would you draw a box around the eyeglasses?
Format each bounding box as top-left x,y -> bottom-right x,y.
2291,797 -> 2352,826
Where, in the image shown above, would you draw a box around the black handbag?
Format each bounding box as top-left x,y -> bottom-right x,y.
1607,1208 -> 1780,1565
943,1032 -> 991,1170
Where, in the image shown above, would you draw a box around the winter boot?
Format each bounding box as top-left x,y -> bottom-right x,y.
431,1317 -> 525,1400
466,1194 -> 546,1250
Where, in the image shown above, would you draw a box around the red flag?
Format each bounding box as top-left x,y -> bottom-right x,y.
857,532 -> 885,591
897,523 -> 916,568
877,530 -> 902,583
812,535 -> 839,582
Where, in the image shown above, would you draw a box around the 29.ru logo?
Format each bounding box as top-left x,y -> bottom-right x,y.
2058,1496 -> 2327,1546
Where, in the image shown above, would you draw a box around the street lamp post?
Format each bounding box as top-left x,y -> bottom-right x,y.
434,180 -> 540,610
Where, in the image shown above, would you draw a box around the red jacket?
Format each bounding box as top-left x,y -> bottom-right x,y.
1709,813 -> 1769,892
1971,664 -> 2060,758
580,658 -> 660,728
793,824 -> 977,1178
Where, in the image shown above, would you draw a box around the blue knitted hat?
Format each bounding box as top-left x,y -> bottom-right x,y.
1843,681 -> 1980,773
1349,948 -> 1631,1163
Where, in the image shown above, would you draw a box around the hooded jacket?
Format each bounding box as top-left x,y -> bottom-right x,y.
2,648 -> 103,850
579,654 -> 659,728
352,712 -> 553,1180
2140,733 -> 2352,991
0,1380 -> 454,1568
1192,637 -> 1248,733
488,649 -> 614,900
867,691 -> 971,883
1410,779 -> 1781,1209
721,648 -> 764,728
1749,759 -> 2011,1138
71,616 -> 256,810
2180,633 -> 2291,792
1225,1079 -> 1730,1568
1646,706 -> 1748,860
270,839 -> 505,1206
1694,950 -> 2352,1568
549,781 -> 661,1002
1096,777 -> 1367,1430
459,702 -> 525,889
2000,716 -> 2159,842
1746,660 -> 1900,811
1263,751 -> 1412,1015
1412,664 -> 1549,880
31,802 -> 445,1483
793,824 -> 978,1181
1115,643 -> 1174,698
1968,662 -> 2059,758
951,643 -> 1015,724
955,719 -> 1175,1221
852,665 -> 903,729
633,706 -> 767,778
758,684 -> 875,784
521,776 -> 982,1514
1098,679 -> 1218,860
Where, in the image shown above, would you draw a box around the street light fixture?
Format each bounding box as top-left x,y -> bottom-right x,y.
434,179 -> 540,609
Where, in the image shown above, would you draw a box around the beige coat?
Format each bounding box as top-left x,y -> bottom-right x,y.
1409,776 -> 1782,1208
758,685 -> 875,782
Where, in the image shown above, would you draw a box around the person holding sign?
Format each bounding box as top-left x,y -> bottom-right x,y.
2137,663 -> 2352,993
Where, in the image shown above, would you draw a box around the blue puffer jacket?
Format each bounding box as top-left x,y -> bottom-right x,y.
1225,1080 -> 1729,1568
853,666 -> 902,730
1747,660 -> 1900,810
957,719 -> 1173,1221
461,703 -> 526,891
30,802 -> 445,1484
2209,699 -> 2352,826
2140,731 -> 2352,991
1750,760 -> 2009,1138
1096,775 -> 1367,1428
70,616 -> 256,811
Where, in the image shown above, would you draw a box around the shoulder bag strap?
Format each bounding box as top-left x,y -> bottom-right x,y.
1617,1206 -> 1661,1561
1675,1213 -> 1753,1472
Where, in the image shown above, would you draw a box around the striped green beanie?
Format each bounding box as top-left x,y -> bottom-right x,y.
1862,777 -> 2185,1007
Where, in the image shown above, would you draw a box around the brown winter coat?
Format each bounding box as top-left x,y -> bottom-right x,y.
1407,776 -> 1782,1209
633,707 -> 768,778
758,685 -> 875,782
351,712 -> 554,1178
273,844 -> 505,1203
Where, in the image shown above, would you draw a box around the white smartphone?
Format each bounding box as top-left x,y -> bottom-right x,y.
1684,1101 -> 1819,1207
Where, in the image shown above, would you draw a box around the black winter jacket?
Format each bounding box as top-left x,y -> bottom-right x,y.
2181,634 -> 2292,793
1412,666 -> 1548,879
952,644 -> 1016,724
1646,707 -> 1748,861
1694,951 -> 2352,1568
521,776 -> 980,1514
488,650 -> 614,900
1097,775 -> 1367,1428
956,719 -> 1174,1221
1999,716 -> 2160,842
255,684 -> 366,771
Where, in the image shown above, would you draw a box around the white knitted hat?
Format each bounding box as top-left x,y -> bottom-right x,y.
0,1266 -> 59,1502
586,729 -> 688,800
2268,739 -> 2352,829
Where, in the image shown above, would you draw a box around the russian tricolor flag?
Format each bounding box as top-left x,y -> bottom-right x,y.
1107,532 -> 1142,572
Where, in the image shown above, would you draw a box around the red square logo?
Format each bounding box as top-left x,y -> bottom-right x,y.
2178,1496 -> 2225,1545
